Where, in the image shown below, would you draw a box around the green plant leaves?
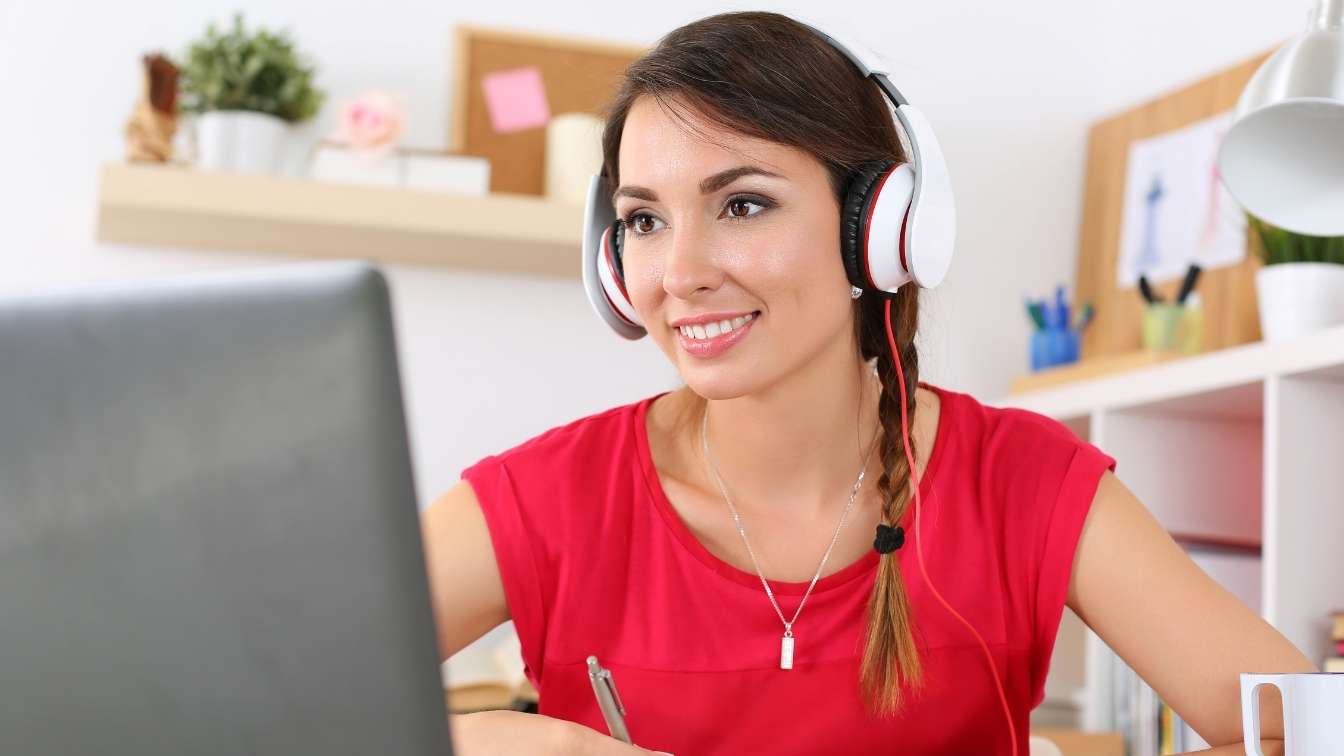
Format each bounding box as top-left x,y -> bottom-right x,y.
1248,214 -> 1344,266
178,12 -> 325,123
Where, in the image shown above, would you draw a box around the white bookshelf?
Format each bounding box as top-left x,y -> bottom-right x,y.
992,322 -> 1344,751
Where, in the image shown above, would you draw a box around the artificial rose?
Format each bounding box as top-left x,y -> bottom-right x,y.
333,91 -> 406,153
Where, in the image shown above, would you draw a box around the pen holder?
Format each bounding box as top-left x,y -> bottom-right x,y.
1029,327 -> 1080,372
1142,302 -> 1204,354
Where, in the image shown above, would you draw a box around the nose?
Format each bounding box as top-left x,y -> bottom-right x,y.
660,214 -> 725,300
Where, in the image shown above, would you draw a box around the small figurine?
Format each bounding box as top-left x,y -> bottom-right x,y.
124,53 -> 180,163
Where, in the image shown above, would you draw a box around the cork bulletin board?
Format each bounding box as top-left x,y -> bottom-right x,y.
448,25 -> 648,196
1075,44 -> 1281,360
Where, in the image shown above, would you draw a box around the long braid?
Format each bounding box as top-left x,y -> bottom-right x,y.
856,285 -> 925,716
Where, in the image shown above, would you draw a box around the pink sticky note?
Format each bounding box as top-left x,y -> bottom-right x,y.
481,66 -> 551,134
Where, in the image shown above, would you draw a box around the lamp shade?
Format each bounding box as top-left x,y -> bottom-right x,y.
1217,0 -> 1344,237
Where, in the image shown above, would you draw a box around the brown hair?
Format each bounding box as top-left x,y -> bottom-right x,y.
598,11 -> 926,716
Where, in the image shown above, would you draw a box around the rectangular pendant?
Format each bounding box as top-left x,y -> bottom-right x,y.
780,635 -> 795,670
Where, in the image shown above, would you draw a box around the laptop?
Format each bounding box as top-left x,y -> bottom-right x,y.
0,261 -> 454,755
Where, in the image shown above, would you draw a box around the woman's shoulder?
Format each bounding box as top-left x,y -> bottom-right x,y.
935,384 -> 1079,444
930,383 -> 1113,487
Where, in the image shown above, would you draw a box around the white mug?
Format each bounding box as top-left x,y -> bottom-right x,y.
1241,672 -> 1344,755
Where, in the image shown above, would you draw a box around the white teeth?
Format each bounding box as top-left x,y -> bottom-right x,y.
679,312 -> 757,341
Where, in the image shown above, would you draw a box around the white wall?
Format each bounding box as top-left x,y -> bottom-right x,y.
0,0 -> 1308,499
0,0 -> 1309,708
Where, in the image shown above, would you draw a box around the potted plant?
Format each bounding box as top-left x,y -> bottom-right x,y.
179,13 -> 324,174
1249,215 -> 1344,342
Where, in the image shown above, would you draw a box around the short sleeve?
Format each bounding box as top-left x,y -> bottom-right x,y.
460,455 -> 548,688
1029,439 -> 1117,707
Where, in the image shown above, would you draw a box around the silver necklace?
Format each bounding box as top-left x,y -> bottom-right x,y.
699,406 -> 879,670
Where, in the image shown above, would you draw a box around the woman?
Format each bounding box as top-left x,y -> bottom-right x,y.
422,11 -> 1313,755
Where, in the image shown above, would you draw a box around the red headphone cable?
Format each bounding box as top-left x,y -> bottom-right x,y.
884,296 -> 1018,756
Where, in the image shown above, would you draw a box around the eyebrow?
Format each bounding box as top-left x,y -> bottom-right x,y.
611,165 -> 785,204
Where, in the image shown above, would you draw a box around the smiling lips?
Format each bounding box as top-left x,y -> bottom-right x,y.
675,312 -> 758,359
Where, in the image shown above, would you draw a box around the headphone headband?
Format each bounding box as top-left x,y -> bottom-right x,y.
794,20 -> 955,291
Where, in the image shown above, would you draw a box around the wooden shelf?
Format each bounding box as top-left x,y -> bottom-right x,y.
997,321 -> 1344,421
95,162 -> 584,277
1010,350 -> 1188,395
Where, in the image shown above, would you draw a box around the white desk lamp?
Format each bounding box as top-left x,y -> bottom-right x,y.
1217,0 -> 1344,237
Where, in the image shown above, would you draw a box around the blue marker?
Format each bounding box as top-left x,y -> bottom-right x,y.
1055,286 -> 1069,332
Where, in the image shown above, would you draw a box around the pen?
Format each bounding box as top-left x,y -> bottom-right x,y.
587,655 -> 632,744
1042,296 -> 1058,330
1138,274 -> 1161,304
1074,302 -> 1094,331
1176,263 -> 1202,305
1025,297 -> 1045,330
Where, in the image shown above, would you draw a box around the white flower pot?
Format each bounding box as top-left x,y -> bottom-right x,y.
195,110 -> 290,175
1255,262 -> 1344,342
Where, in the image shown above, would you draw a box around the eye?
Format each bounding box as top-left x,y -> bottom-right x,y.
619,212 -> 665,237
722,196 -> 771,219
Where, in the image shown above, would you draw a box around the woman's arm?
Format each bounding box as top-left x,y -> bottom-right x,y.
420,479 -> 512,661
1065,471 -> 1317,754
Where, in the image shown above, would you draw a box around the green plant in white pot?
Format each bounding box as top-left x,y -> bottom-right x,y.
1250,214 -> 1344,342
179,13 -> 324,175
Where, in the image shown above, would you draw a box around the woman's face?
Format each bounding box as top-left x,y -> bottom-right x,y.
614,95 -> 855,398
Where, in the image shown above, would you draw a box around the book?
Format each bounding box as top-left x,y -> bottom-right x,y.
1159,700 -> 1175,754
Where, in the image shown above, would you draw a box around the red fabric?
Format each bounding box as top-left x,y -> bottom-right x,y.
460,383 -> 1116,755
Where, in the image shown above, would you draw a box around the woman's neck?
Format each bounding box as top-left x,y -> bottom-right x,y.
676,354 -> 890,521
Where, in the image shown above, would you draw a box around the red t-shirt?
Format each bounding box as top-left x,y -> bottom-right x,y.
460,382 -> 1116,755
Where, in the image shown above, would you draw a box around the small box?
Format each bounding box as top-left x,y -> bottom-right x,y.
309,144 -> 400,188
401,150 -> 490,195
309,143 -> 490,196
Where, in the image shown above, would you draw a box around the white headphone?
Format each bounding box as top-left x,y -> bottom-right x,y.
581,20 -> 956,341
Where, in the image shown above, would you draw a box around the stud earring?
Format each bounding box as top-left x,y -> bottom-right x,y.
851,285 -> 863,299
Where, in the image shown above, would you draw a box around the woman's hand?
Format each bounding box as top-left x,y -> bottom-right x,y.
451,710 -> 674,756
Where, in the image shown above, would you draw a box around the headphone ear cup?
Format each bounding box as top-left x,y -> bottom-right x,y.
594,218 -> 644,333
839,160 -> 897,291
582,173 -> 644,339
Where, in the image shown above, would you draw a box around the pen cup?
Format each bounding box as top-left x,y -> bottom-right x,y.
1029,327 -> 1080,372
1030,329 -> 1051,371
1180,300 -> 1204,354
1061,327 -> 1079,363
1143,302 -> 1203,354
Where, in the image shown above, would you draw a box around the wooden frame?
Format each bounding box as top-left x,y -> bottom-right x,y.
449,25 -> 647,196
1074,44 -> 1282,362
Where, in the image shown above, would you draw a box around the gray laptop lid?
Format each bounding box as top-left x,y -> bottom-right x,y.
0,261 -> 453,755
